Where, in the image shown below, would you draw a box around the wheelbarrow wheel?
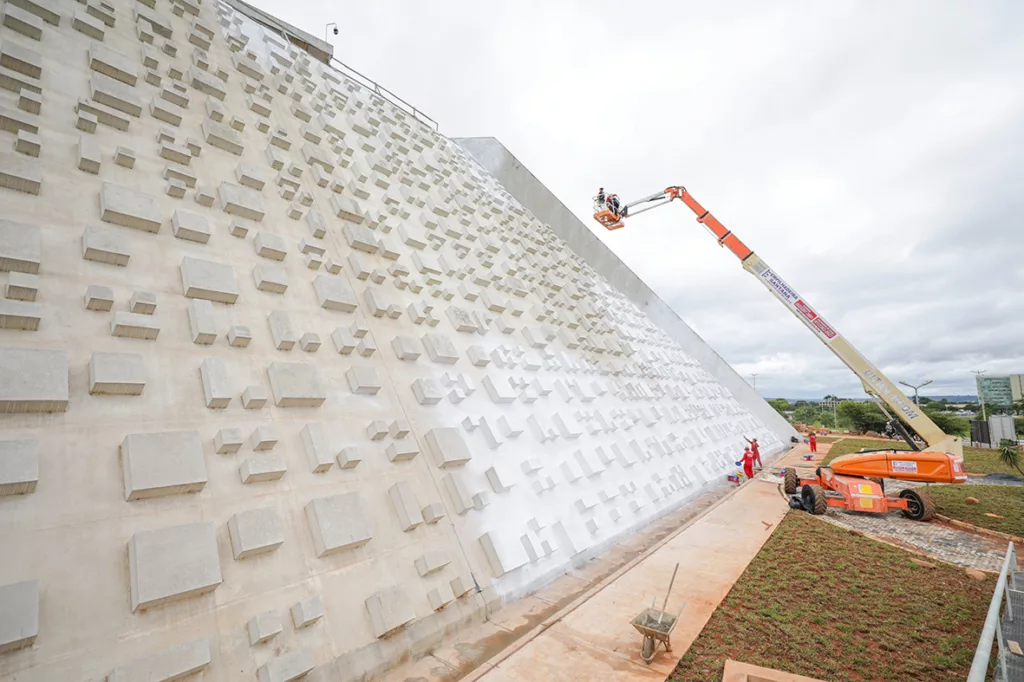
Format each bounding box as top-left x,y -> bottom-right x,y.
641,635 -> 657,663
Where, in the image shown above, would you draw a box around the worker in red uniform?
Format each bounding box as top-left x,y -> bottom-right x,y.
741,446 -> 755,479
745,437 -> 762,469
808,432 -> 817,453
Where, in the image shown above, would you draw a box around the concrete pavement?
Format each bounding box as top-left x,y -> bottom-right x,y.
469,474 -> 790,681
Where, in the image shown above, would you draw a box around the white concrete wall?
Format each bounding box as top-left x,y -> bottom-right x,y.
454,136 -> 797,446
0,2 -> 786,680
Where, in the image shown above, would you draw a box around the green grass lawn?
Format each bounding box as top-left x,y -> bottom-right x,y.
928,484 -> 1024,536
670,512 -> 992,682
961,446 -> 1023,476
820,438 -> 1022,477
816,435 -> 842,443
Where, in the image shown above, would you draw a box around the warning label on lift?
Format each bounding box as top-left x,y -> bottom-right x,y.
892,460 -> 919,474
759,268 -> 838,343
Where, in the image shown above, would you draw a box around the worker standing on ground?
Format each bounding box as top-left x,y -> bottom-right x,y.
740,446 -> 755,480
745,437 -> 762,469
808,432 -> 817,453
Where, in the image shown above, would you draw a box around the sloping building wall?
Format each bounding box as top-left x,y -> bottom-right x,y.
0,1 -> 787,680
455,136 -> 796,445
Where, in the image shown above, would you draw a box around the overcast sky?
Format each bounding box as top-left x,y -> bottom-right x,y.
255,0 -> 1023,399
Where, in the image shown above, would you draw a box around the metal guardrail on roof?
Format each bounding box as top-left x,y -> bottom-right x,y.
968,541 -> 1020,681
224,0 -> 440,133
328,57 -> 440,133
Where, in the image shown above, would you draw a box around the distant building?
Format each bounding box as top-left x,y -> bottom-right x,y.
976,375 -> 1024,406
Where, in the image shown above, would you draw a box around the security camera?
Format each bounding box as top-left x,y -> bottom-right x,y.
332,26 -> 338,35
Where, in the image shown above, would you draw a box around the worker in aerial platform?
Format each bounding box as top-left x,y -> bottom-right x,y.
607,192 -> 621,216
745,437 -> 762,469
596,187 -> 606,210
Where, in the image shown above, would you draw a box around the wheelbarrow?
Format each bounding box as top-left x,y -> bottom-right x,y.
630,563 -> 685,663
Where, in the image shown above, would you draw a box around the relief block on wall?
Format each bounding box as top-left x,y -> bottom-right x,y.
305,492 -> 373,557
228,507 -> 284,559
365,586 -> 415,639
290,595 -> 324,629
199,358 -> 230,408
268,362 -> 326,407
0,220 -> 41,274
82,226 -> 130,266
100,182 -> 161,232
128,522 -> 222,611
239,454 -> 286,483
257,649 -> 315,682
106,639 -> 213,682
425,428 -> 472,468
121,430 -> 206,500
180,256 -> 239,303
248,612 -> 282,646
0,579 -> 39,653
89,351 -> 145,395
0,439 -> 37,496
313,275 -> 357,312
300,423 -> 335,473
345,365 -> 381,395
0,347 -> 68,413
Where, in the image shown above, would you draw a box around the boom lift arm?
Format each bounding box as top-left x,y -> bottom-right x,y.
594,186 -> 963,458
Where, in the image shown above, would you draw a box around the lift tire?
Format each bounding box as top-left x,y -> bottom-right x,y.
899,488 -> 935,521
802,484 -> 827,515
784,469 -> 800,495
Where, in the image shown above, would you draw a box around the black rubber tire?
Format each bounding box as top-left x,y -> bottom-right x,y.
899,488 -> 936,521
784,469 -> 800,495
802,484 -> 828,515
641,635 -> 656,663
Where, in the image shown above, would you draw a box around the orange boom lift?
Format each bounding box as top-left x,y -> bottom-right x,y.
594,186 -> 966,521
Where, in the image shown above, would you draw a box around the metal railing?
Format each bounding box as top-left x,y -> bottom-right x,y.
224,0 -> 440,133
328,57 -> 440,133
968,541 -> 1018,681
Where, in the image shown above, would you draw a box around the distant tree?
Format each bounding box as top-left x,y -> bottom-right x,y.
837,401 -> 887,433
1014,399 -> 1024,416
794,400 -> 812,408
792,406 -> 819,425
767,398 -> 790,417
918,396 -> 935,405
823,394 -> 839,402
922,405 -> 969,437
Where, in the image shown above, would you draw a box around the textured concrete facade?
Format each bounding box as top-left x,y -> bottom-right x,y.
0,1 -> 786,680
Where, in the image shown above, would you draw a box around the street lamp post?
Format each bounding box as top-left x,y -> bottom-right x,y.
972,370 -> 987,421
325,22 -> 338,42
749,374 -> 758,391
898,379 -> 932,408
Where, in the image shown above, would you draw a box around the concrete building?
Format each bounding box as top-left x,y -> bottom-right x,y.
0,1 -> 794,680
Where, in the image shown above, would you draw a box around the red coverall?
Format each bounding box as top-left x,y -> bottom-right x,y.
809,433 -> 817,453
741,449 -> 754,479
750,439 -> 761,468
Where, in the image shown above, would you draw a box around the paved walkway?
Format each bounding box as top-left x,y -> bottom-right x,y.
467,476 -> 789,682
